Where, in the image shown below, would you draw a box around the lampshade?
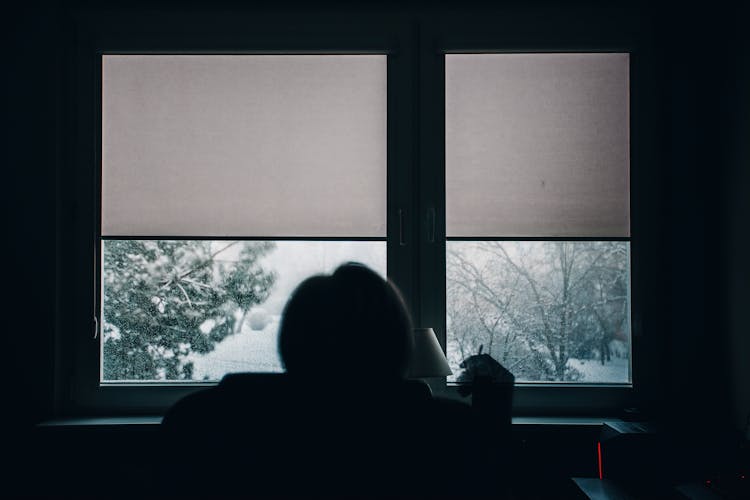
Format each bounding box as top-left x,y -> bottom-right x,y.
408,328 -> 453,378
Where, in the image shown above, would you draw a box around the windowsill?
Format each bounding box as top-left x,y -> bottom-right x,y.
36,415 -> 623,428
37,416 -> 164,427
512,416 -> 623,426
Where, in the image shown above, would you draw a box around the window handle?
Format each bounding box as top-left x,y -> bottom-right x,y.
399,209 -> 406,246
427,207 -> 436,243
93,316 -> 99,340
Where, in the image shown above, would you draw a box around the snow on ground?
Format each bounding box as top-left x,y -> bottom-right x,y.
565,356 -> 630,383
190,313 -> 284,380
445,339 -> 630,384
188,241 -> 386,380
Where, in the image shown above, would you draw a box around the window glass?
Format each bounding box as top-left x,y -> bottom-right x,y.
447,241 -> 630,383
446,54 -> 631,384
100,55 -> 387,382
102,240 -> 385,381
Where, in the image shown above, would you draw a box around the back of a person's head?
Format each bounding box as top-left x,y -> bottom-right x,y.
278,263 -> 413,381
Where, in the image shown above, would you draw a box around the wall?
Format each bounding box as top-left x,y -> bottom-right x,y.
6,1 -> 749,495
7,1 -> 61,429
727,12 -> 750,436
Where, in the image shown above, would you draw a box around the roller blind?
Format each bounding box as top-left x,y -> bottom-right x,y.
446,53 -> 630,237
102,54 -> 387,237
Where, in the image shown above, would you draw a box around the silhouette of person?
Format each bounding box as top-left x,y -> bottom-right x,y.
160,263 -> 508,498
278,262 -> 414,387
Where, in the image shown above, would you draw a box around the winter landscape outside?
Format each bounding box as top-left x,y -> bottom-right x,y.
101,240 -> 385,381
102,239 -> 630,384
447,241 -> 631,383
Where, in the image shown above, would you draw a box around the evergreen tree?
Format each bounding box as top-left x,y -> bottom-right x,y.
102,240 -> 276,380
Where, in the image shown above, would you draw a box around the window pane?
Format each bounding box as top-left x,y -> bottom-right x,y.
446,53 -> 629,237
101,240 -> 386,381
447,241 -> 631,383
102,55 -> 387,237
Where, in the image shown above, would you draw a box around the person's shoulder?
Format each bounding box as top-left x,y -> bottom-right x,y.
161,385 -> 222,428
162,373 -> 294,428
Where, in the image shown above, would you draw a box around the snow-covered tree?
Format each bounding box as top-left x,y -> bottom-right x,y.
102,240 -> 276,380
447,241 -> 629,382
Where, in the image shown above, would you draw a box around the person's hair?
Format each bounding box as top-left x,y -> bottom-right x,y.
278,262 -> 414,380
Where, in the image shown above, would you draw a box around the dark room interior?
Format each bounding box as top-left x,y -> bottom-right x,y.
6,0 -> 750,498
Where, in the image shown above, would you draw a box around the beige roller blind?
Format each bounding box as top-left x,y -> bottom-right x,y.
446,53 -> 630,237
102,55 -> 387,237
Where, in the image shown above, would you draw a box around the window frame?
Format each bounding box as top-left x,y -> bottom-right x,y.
415,12 -> 659,416
439,52 -> 635,398
60,5 -> 661,417
62,9 -> 418,414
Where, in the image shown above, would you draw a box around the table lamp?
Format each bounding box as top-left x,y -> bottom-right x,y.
408,327 -> 453,379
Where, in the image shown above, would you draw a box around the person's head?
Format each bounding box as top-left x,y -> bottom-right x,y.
278,262 -> 413,381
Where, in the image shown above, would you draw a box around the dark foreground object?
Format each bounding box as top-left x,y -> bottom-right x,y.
160,373 -> 509,498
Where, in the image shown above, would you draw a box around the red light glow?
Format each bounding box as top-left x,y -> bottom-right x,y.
597,441 -> 603,480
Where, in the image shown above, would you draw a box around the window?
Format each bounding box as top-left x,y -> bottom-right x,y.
100,55 -> 388,382
65,9 -> 646,414
445,53 -> 631,384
